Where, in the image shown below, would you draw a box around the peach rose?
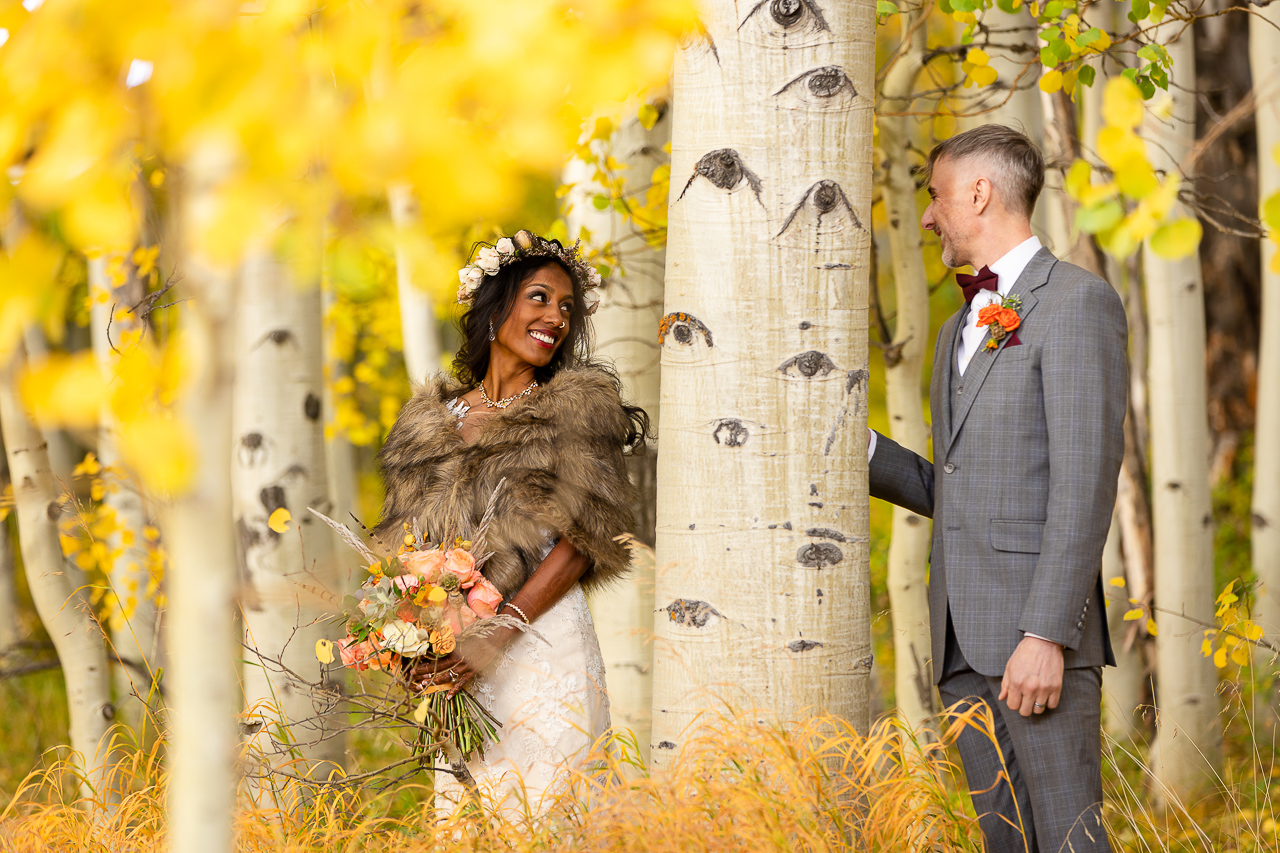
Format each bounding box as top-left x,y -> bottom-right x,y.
391,573 -> 421,593
444,548 -> 478,586
442,597 -> 479,635
339,637 -> 389,671
995,307 -> 1020,331
400,549 -> 446,583
467,576 -> 504,618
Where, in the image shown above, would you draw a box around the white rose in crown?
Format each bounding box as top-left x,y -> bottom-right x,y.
582,288 -> 601,315
476,246 -> 501,273
461,266 -> 484,286
971,289 -> 1004,312
380,620 -> 433,656
496,237 -> 515,256
588,268 -> 603,287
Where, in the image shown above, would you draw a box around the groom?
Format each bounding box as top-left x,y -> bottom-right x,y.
868,125 -> 1125,852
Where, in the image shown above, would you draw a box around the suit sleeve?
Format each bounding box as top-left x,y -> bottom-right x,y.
1017,276 -> 1127,647
869,432 -> 935,519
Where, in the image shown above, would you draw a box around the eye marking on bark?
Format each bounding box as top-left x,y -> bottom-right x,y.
805,527 -> 846,542
238,432 -> 270,466
255,329 -> 294,349
845,368 -> 868,394
679,24 -> 720,64
259,485 -> 287,515
656,740 -> 677,749
676,149 -> 764,208
304,393 -> 321,421
712,419 -> 750,448
778,350 -> 837,379
796,542 -> 843,567
774,65 -> 858,110
786,639 -> 824,653
662,598 -> 723,628
776,180 -> 864,238
658,312 -> 714,348
739,0 -> 831,36
799,321 -> 812,330
856,655 -> 874,669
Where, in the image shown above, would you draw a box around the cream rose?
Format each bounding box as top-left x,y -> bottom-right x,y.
582,288 -> 601,316
514,230 -> 535,250
496,237 -> 515,256
477,246 -> 501,273
380,620 -> 433,657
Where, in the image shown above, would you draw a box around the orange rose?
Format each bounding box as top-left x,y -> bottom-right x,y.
995,307 -> 1020,331
976,304 -> 1002,326
467,576 -> 504,618
400,549 -> 446,583
444,548 -> 478,586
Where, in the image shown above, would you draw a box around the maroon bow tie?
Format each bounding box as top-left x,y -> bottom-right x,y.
956,266 -> 998,303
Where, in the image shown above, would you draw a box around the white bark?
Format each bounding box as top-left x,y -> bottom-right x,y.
1250,0 -> 1280,648
235,241 -> 344,782
878,18 -> 936,733
650,0 -> 875,762
89,257 -> 161,735
1142,23 -> 1222,803
1101,506 -> 1144,742
0,339 -> 116,801
569,99 -> 670,766
0,511 -> 19,653
164,145 -> 241,853
388,184 -> 442,386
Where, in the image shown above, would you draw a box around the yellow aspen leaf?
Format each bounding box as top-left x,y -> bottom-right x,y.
1149,218 -> 1203,260
1123,608 -> 1143,621
1065,160 -> 1094,200
1097,127 -> 1146,170
969,65 -> 999,88
1201,638 -> 1213,656
1231,645 -> 1250,667
73,452 -> 102,478
268,508 -> 292,533
19,353 -> 108,429
1039,69 -> 1064,93
1115,154 -> 1158,199
1146,618 -> 1158,636
315,639 -> 335,664
1102,76 -> 1144,130
1245,622 -> 1264,642
119,418 -> 196,493
1108,576 -> 1126,588
1214,646 -> 1228,668
1262,191 -> 1280,233
144,524 -> 160,541
967,48 -> 991,66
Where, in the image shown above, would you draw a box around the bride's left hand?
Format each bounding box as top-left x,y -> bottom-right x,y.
408,627 -> 517,696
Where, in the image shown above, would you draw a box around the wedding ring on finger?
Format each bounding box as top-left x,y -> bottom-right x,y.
1033,702 -> 1044,709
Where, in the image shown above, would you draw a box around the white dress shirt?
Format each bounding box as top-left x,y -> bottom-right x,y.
956,236 -> 1042,376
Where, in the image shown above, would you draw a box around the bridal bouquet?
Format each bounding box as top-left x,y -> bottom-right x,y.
313,480 -> 528,764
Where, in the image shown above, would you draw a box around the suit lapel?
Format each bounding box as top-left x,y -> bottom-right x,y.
933,313 -> 961,454
948,248 -> 1057,446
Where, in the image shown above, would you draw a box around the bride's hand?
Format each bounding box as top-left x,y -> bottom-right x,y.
408,627 -> 519,695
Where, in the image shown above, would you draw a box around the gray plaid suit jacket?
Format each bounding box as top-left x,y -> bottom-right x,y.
870,248 -> 1126,680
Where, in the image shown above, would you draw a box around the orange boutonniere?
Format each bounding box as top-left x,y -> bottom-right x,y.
977,294 -> 1023,350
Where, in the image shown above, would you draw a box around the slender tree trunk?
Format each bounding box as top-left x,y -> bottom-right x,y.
235,240 -> 344,784
1101,506 -> 1144,741
570,99 -> 669,766
89,256 -> 161,736
1142,23 -> 1222,804
20,327 -> 77,482
320,269 -> 359,550
878,15 -> 937,733
164,149 -> 241,853
0,449 -> 22,654
650,0 -> 875,761
1040,89 -> 1106,277
1250,0 -> 1280,656
388,184 -> 442,387
0,339 -> 117,802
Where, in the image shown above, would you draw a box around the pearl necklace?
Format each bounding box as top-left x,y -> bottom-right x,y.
479,379 -> 538,409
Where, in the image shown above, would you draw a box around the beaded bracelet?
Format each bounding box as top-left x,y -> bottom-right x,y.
502,601 -> 530,624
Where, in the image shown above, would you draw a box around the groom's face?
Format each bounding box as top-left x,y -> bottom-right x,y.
922,155 -> 979,269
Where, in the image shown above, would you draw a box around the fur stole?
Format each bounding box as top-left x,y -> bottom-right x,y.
372,366 -> 636,599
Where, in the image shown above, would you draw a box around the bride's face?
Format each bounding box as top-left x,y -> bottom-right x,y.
492,263 -> 575,369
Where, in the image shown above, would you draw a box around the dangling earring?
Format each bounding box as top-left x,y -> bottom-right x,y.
488,321 -> 496,342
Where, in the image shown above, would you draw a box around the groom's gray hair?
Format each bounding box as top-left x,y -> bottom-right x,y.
924,125 -> 1045,220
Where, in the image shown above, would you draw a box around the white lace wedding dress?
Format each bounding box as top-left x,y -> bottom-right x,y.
435,401 -> 612,817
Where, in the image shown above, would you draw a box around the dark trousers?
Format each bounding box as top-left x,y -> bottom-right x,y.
940,611 -> 1112,853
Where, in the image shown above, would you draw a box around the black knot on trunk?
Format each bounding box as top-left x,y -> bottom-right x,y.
771,0 -> 804,25
813,181 -> 839,213
796,542 -> 843,568
807,66 -> 847,97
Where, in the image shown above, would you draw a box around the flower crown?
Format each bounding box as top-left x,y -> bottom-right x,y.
457,230 -> 603,315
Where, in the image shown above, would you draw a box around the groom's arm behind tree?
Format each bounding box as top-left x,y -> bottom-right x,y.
868,432 -> 935,518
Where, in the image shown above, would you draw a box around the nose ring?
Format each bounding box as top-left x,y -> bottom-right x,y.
558,321 -> 566,329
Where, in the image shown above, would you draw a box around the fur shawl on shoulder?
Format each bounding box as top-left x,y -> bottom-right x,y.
372,366 -> 636,599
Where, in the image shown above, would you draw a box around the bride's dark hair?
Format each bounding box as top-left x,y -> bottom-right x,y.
451,247 -> 651,447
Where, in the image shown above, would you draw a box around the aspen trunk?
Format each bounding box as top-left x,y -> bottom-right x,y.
1250,0 -> 1280,651
0,448 -> 21,654
320,272 -> 359,547
164,149 -> 241,853
1101,506 -> 1144,741
1142,23 -> 1222,803
0,339 -> 117,802
570,99 -> 670,766
1039,89 -> 1105,277
235,242 -> 344,782
89,257 -> 162,736
877,16 -> 936,733
388,184 -> 442,386
650,0 -> 875,761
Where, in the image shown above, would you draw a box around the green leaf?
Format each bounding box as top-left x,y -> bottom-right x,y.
1149,217 -> 1203,259
1052,38 -> 1073,62
997,0 -> 1020,12
1040,44 -> 1059,66
952,0 -> 976,11
1137,75 -> 1156,99
877,0 -> 899,14
1262,191 -> 1280,233
1076,200 -> 1124,233
938,0 -> 954,14
1078,64 -> 1096,87
1043,0 -> 1063,17
1137,44 -> 1161,63
1128,0 -> 1150,22
591,194 -> 611,211
1076,27 -> 1102,47
1148,64 -> 1169,91
637,103 -> 660,130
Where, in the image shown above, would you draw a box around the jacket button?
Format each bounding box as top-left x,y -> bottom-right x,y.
943,463 -> 956,474
1077,621 -> 1084,630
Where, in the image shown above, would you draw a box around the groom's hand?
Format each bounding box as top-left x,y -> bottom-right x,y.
999,636 -> 1064,717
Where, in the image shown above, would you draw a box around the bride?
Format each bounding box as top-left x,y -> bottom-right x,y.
371,230 -> 648,816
